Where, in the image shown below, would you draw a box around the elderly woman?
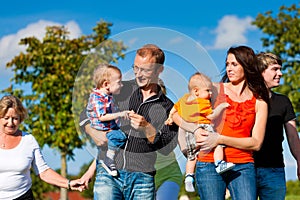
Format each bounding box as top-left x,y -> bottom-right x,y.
0,95 -> 84,200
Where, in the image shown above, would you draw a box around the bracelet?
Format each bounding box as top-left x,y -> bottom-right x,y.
67,179 -> 71,190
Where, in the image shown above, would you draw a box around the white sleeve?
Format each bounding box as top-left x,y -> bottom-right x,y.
30,135 -> 50,175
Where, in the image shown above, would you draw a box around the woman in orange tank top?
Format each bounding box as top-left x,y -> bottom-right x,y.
173,46 -> 269,200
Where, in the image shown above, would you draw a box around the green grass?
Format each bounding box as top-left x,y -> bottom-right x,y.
285,196 -> 300,200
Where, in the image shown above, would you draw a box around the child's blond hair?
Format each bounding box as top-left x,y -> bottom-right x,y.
93,64 -> 121,89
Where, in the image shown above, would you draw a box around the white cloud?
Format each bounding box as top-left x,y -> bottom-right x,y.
0,20 -> 82,78
168,36 -> 184,45
210,15 -> 256,50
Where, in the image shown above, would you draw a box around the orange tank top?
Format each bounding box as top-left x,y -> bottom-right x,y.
198,83 -> 256,163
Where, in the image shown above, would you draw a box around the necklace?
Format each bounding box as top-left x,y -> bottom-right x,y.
1,133 -> 6,148
1,131 -> 21,149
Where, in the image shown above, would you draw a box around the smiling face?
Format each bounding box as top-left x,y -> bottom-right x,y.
0,96 -> 27,135
225,53 -> 245,84
262,64 -> 282,89
108,69 -> 123,94
256,52 -> 283,90
133,54 -> 163,89
0,108 -> 20,135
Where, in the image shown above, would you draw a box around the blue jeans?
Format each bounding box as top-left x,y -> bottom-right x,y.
256,167 -> 286,200
156,181 -> 180,200
195,162 -> 256,200
106,129 -> 127,151
94,162 -> 155,200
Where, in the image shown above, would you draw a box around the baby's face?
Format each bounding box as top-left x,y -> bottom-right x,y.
197,86 -> 212,99
108,71 -> 123,94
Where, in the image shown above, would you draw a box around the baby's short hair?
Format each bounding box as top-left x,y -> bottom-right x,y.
188,72 -> 212,91
93,64 -> 121,88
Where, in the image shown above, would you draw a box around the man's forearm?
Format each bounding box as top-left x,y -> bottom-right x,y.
84,124 -> 108,146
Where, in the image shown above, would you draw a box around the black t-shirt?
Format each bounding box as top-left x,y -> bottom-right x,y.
253,92 -> 296,168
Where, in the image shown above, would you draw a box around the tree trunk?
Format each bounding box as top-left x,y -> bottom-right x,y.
60,151 -> 68,200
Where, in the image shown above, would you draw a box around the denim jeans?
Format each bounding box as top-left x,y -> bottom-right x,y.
94,162 -> 155,200
106,129 -> 127,151
156,181 -> 180,200
256,167 -> 286,200
195,162 -> 256,200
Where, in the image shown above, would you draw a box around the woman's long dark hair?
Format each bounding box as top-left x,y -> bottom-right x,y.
221,46 -> 269,104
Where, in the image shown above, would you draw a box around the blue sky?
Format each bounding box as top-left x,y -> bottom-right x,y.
1,0 -> 299,180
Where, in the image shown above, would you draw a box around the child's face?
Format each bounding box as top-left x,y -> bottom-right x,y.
108,71 -> 123,94
196,85 -> 212,99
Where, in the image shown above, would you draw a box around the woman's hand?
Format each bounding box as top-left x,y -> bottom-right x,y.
194,128 -> 220,152
69,179 -> 86,192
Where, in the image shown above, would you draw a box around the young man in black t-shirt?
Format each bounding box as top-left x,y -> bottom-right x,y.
254,52 -> 300,200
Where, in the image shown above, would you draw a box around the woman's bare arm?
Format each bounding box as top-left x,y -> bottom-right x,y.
196,99 -> 268,151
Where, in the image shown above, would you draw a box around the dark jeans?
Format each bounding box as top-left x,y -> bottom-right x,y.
256,167 -> 286,200
13,189 -> 34,200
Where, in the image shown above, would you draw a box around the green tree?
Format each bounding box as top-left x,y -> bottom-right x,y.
252,3 -> 300,130
3,20 -> 125,199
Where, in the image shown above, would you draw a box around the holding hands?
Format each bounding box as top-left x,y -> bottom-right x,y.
69,179 -> 87,192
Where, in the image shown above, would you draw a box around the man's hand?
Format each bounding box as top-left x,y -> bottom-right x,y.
70,179 -> 86,192
84,124 -> 108,146
80,160 -> 96,189
129,112 -> 149,131
117,110 -> 135,120
129,112 -> 156,143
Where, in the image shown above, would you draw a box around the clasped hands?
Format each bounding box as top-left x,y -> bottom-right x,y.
68,179 -> 87,192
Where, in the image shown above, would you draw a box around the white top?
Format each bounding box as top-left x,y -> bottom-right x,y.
0,131 -> 49,199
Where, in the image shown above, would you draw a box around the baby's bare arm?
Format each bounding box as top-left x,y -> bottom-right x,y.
207,102 -> 230,120
165,106 -> 177,125
99,110 -> 134,121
